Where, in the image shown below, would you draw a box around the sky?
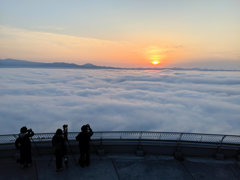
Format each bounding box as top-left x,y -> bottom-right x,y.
0,0 -> 240,68
0,69 -> 239,134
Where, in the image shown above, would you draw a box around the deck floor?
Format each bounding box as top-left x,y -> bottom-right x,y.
1,154 -> 240,180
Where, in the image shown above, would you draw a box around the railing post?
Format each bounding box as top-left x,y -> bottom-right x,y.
220,135 -> 226,145
13,134 -> 17,140
139,131 -> 142,140
159,132 -> 161,140
100,132 -> 103,146
174,133 -> 184,161
97,132 -> 104,155
216,135 -> 226,160
136,131 -> 144,156
178,133 -> 183,142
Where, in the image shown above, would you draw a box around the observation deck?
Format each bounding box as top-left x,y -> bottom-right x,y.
0,131 -> 240,179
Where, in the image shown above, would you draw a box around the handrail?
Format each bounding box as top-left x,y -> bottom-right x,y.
0,131 -> 240,145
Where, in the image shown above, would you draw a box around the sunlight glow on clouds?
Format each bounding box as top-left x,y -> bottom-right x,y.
0,26 -> 135,65
0,26 -> 188,67
1,25 -> 239,68
0,69 -> 239,135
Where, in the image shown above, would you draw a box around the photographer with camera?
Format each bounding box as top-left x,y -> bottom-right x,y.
15,126 -> 35,168
75,124 -> 93,167
52,128 -> 67,172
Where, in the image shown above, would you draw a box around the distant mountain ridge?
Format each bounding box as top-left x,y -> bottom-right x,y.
0,59 -> 118,69
0,58 -> 239,71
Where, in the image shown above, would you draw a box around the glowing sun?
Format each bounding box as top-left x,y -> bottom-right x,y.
152,60 -> 160,65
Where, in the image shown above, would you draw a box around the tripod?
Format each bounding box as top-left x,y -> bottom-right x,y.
63,125 -> 78,165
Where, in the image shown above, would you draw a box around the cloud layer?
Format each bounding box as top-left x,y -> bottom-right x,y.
0,68 -> 240,135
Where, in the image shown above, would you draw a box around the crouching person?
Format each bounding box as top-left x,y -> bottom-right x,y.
76,124 -> 93,167
52,129 -> 66,172
15,126 -> 34,168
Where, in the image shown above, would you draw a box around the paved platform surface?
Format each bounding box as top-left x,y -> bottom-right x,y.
0,154 -> 240,180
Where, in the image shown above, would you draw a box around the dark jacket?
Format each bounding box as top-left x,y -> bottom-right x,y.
76,128 -> 93,150
15,131 -> 34,150
52,134 -> 67,156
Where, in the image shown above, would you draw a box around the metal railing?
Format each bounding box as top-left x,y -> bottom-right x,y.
0,131 -> 240,145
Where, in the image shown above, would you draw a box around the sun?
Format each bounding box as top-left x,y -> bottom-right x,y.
152,60 -> 160,65
145,46 -> 167,66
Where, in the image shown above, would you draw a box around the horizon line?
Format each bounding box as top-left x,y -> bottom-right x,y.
1,58 -> 240,71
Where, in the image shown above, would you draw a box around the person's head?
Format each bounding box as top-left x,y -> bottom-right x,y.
81,125 -> 87,132
56,129 -> 63,135
20,126 -> 27,133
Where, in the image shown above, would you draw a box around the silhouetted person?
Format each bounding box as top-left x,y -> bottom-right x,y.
62,124 -> 69,167
15,126 -> 34,168
52,129 -> 67,172
76,124 -> 93,167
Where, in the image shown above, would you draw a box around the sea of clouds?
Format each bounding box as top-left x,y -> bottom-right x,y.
0,68 -> 240,135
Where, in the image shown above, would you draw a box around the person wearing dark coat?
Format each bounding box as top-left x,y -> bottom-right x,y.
52,129 -> 67,172
15,126 -> 34,168
75,124 -> 93,167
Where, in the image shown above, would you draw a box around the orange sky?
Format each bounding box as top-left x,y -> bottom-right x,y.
0,25 -> 239,68
0,1 -> 240,68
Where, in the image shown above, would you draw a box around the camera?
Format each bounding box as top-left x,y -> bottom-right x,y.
27,129 -> 32,132
63,124 -> 68,133
85,124 -> 90,132
63,124 -> 68,141
63,124 -> 68,129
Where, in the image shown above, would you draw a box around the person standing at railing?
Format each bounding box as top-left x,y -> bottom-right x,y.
76,124 -> 93,167
52,129 -> 67,172
15,126 -> 34,168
